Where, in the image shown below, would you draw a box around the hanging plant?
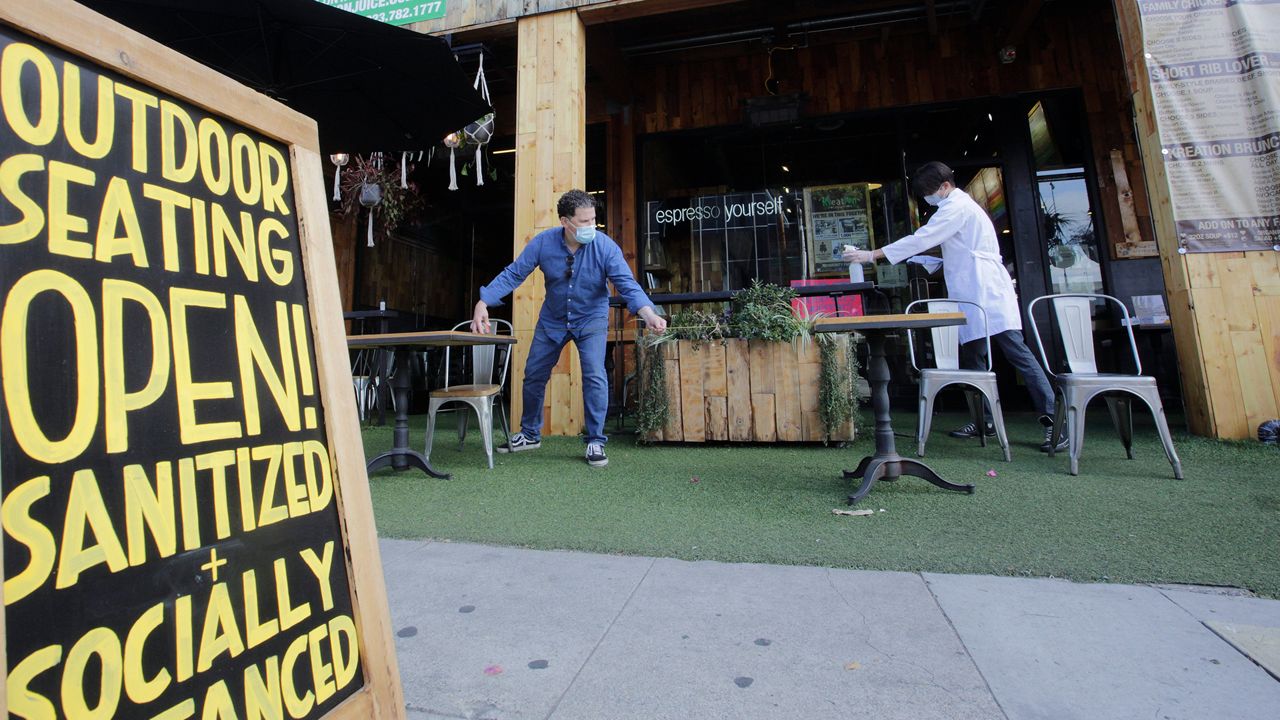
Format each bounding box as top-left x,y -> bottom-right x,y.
338,153 -> 423,242
816,332 -> 863,443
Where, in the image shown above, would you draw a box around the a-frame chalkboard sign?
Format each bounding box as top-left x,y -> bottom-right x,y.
0,1 -> 405,717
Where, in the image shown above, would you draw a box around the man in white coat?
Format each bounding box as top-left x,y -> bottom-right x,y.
842,161 -> 1065,452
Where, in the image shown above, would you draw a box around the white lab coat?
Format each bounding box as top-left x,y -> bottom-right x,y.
880,189 -> 1021,344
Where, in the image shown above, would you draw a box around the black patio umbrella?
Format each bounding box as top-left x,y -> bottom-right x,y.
75,0 -> 492,151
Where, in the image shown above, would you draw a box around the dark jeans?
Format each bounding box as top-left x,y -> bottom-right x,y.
960,330 -> 1055,420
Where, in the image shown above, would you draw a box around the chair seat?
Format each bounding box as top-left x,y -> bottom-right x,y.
921,369 -> 998,381
1057,373 -> 1156,388
433,384 -> 501,399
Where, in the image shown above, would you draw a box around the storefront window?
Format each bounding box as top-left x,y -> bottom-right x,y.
1028,101 -> 1104,297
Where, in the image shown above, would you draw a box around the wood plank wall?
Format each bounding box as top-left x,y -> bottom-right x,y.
1112,0 -> 1280,439
629,0 -> 1157,276
510,11 -> 588,436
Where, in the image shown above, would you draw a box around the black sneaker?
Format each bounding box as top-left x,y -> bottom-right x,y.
948,421 -> 996,439
585,442 -> 608,468
1039,416 -> 1069,452
497,432 -> 541,453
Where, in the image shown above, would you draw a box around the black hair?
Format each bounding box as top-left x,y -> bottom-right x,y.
911,161 -> 955,197
557,189 -> 596,220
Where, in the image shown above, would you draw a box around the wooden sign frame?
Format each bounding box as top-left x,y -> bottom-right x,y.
0,1 -> 404,718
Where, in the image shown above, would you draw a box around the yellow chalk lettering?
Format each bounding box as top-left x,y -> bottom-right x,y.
197,582 -> 245,672
124,603 -> 171,704
235,298 -> 299,436
113,82 -> 158,173
57,469 -> 129,589
1,43 -> 58,146
2,475 -> 55,605
236,447 -> 257,532
259,141 -> 291,215
302,440 -> 333,512
300,541 -> 335,612
177,457 -> 201,550
244,655 -> 284,720
0,154 -> 46,244
280,634 -> 314,719
329,615 -> 360,690
254,445 -> 288,528
258,217 -> 293,286
142,182 -> 192,272
62,63 -> 114,159
196,449 -> 236,539
47,159 -> 95,258
95,176 -> 149,266
61,626 -> 123,719
281,441 -> 308,517
161,99 -> 198,183
232,132 -> 262,206
211,204 -> 258,281
201,679 -> 238,720
170,287 -> 242,443
242,568 -> 280,650
103,279 -> 170,453
176,593 -> 195,682
7,645 -> 62,720
308,623 -> 336,704
1,270 -> 99,463
123,462 -> 177,565
198,117 -> 231,196
192,197 -> 210,274
274,557 -> 311,632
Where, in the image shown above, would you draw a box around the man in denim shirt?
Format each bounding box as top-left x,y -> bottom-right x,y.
471,189 -> 668,467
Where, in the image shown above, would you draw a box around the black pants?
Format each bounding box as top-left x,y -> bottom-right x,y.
960,330 -> 1055,419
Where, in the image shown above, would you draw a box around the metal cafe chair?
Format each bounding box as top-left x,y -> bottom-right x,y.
423,320 -> 514,469
1027,293 -> 1183,479
906,299 -> 1011,461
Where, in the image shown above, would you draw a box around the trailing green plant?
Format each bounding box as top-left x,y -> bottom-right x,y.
634,333 -> 669,441
729,280 -> 808,343
816,332 -> 864,442
659,309 -> 726,348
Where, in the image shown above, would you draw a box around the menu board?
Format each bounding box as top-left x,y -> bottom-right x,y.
0,3 -> 402,718
803,184 -> 873,277
1137,0 -> 1280,252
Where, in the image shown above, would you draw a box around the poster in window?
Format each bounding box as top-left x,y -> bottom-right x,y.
803,183 -> 873,277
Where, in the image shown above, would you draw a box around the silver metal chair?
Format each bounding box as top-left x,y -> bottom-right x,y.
906,299 -> 1011,461
1027,293 -> 1183,479
423,320 -> 513,469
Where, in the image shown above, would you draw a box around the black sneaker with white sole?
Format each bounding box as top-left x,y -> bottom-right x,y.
585,443 -> 608,468
497,432 -> 541,453
948,421 -> 996,439
1038,414 -> 1069,452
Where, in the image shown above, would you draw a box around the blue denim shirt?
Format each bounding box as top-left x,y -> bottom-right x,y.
479,228 -> 654,335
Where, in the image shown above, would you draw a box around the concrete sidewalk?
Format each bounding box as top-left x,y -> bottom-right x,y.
380,539 -> 1280,720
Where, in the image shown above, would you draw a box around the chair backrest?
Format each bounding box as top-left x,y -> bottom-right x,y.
904,299 -> 990,372
1027,293 -> 1140,377
446,319 -> 515,389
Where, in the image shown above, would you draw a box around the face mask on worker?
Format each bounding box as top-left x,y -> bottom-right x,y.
574,224 -> 597,243
924,192 -> 943,207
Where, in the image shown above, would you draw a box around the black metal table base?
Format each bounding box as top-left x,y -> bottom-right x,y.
842,454 -> 973,505
842,329 -> 973,505
365,347 -> 451,480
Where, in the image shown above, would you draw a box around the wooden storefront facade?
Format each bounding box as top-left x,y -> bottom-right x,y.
336,0 -> 1278,441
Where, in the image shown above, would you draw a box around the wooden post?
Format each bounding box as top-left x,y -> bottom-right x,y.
1113,0 -> 1280,439
510,10 -> 587,436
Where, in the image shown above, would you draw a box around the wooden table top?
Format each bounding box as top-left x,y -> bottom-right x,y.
347,331 -> 518,349
812,312 -> 967,333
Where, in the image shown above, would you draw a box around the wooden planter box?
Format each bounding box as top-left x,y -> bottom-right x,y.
640,338 -> 856,443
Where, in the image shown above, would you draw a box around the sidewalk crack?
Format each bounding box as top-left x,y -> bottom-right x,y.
543,556 -> 658,720
920,573 -> 1012,720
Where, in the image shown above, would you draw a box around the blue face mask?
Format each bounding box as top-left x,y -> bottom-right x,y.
574,225 -> 597,243
924,193 -> 942,207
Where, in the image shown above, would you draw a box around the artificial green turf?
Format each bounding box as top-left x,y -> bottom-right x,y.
362,411 -> 1280,597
